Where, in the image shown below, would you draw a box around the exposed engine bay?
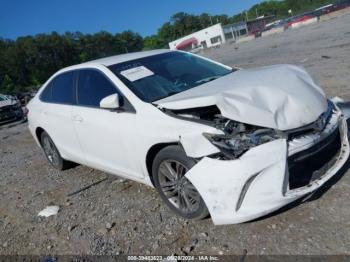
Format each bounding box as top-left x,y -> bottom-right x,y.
164,105 -> 284,159
164,101 -> 337,160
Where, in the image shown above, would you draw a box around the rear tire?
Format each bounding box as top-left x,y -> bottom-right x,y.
152,145 -> 209,220
40,131 -> 71,170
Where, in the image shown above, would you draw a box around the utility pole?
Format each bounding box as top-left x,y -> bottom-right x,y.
256,8 -> 258,18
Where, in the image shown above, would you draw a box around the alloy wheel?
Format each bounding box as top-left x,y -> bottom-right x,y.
158,160 -> 201,214
42,136 -> 60,166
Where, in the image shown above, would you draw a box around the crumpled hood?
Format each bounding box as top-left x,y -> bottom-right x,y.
155,64 -> 327,130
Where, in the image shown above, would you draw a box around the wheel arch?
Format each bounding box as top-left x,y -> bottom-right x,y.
35,127 -> 46,146
145,142 -> 178,186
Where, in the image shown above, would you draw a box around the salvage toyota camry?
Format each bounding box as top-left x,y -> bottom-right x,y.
27,50 -> 350,225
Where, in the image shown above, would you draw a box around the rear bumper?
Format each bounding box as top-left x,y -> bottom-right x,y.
186,104 -> 350,225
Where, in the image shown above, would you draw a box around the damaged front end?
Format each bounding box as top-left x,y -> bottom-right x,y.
166,105 -> 285,160
165,100 -> 350,225
203,118 -> 283,160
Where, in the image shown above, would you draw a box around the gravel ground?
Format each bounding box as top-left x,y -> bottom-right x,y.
1,13 -> 350,256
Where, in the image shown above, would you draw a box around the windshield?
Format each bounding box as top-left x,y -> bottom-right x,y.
108,51 -> 233,102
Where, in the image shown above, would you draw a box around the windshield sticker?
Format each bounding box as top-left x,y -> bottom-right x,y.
120,66 -> 154,82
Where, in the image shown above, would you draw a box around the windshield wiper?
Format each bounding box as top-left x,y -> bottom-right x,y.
166,91 -> 181,97
152,91 -> 181,102
194,76 -> 220,85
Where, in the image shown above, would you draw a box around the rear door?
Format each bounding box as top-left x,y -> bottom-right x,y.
71,69 -> 140,178
39,70 -> 85,164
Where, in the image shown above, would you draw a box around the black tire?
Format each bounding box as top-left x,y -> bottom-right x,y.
40,131 -> 71,170
152,145 -> 209,220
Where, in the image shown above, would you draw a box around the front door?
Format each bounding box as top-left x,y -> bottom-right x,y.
72,69 -> 141,178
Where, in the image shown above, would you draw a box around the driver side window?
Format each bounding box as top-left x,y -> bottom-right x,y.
77,69 -> 118,107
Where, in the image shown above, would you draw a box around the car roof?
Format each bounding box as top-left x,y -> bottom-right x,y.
59,49 -> 172,73
81,49 -> 171,67
46,49 -> 176,84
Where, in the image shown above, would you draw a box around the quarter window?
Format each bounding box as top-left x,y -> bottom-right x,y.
77,70 -> 117,107
40,71 -> 76,104
40,83 -> 52,102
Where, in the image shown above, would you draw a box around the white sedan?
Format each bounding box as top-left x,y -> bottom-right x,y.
27,50 -> 350,225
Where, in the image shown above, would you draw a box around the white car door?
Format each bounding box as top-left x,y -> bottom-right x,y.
39,70 -> 85,164
71,69 -> 142,178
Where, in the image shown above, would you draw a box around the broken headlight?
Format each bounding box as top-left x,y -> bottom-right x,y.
203,121 -> 282,159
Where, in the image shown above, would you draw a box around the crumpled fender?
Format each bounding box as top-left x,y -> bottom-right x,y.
180,131 -> 221,158
178,125 -> 223,158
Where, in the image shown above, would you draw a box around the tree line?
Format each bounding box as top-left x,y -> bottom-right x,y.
0,0 -> 338,94
0,31 -> 143,94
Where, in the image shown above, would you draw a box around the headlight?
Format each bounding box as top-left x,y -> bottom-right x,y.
203,125 -> 281,159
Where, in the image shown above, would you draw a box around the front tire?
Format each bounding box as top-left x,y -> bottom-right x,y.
152,145 -> 209,220
40,131 -> 71,170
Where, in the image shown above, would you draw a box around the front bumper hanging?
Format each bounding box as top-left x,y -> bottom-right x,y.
185,101 -> 350,225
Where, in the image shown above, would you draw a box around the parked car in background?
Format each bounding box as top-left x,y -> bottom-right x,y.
27,50 -> 350,225
0,94 -> 24,125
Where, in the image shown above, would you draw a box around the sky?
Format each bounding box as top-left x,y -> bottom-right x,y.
0,0 -> 264,39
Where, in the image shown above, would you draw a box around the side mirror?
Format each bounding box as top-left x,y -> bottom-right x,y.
100,93 -> 120,109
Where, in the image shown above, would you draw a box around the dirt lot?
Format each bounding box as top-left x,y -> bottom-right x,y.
1,13 -> 350,256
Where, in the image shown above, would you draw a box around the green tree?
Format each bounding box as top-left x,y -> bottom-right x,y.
0,74 -> 15,94
143,35 -> 164,50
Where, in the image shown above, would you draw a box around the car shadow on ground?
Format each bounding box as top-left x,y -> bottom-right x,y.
248,157 -> 350,223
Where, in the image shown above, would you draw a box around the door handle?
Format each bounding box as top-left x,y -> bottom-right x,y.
72,115 -> 83,122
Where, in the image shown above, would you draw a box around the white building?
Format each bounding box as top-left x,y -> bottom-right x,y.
168,22 -> 248,52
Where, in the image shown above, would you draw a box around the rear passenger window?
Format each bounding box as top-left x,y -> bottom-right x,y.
40,83 -> 52,102
51,71 -> 76,104
77,70 -> 117,107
